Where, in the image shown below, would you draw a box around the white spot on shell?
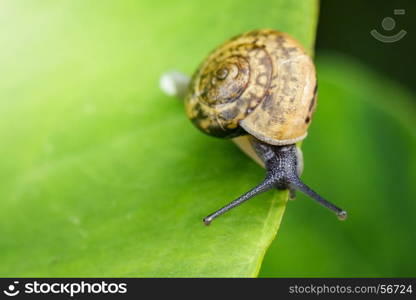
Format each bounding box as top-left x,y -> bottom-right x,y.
160,71 -> 190,98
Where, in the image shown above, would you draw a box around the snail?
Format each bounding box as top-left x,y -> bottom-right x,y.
160,29 -> 347,225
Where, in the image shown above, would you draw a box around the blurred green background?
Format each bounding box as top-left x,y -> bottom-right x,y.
0,0 -> 415,277
316,0 -> 415,95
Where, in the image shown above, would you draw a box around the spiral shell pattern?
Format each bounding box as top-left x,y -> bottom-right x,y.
185,29 -> 317,145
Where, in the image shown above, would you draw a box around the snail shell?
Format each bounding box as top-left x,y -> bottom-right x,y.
185,29 -> 317,145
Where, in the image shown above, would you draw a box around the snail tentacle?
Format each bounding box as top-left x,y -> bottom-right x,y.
203,140 -> 347,225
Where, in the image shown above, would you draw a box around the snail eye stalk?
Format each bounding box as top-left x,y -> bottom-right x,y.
203,176 -> 276,225
289,178 -> 347,220
203,141 -> 347,225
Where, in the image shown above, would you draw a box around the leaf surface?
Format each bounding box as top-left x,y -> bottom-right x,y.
0,0 -> 318,277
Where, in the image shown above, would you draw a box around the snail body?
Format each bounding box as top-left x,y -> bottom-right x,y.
161,29 -> 346,225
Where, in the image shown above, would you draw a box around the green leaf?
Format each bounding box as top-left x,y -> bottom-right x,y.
260,54 -> 416,277
0,0 -> 318,277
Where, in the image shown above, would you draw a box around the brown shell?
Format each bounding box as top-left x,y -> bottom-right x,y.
185,29 -> 317,145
